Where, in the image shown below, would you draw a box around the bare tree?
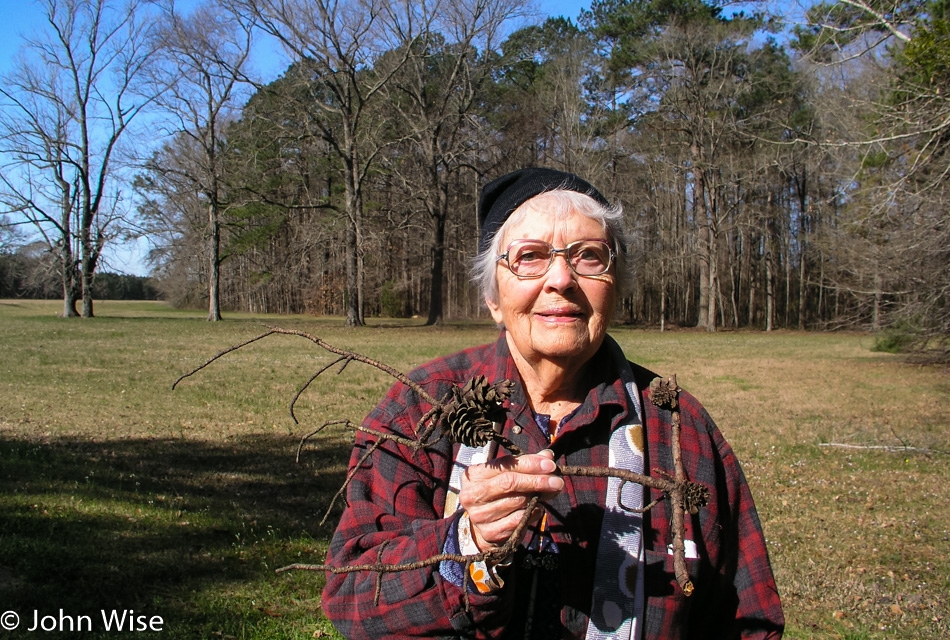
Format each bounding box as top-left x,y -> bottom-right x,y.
382,0 -> 524,325
146,0 -> 254,321
0,0 -> 160,317
231,0 -> 437,327
792,0 -> 950,347
134,133 -> 216,309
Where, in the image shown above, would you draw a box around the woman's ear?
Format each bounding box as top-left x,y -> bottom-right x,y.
485,295 -> 504,326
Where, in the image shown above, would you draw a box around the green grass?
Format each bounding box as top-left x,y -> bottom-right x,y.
1,300 -> 949,639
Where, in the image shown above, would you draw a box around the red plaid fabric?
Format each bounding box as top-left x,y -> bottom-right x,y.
322,333 -> 784,639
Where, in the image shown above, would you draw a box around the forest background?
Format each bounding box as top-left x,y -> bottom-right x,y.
1,0 -> 948,350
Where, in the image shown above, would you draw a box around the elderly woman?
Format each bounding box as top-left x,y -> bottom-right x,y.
322,168 -> 784,639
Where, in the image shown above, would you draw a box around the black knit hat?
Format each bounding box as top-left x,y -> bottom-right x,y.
477,167 -> 610,254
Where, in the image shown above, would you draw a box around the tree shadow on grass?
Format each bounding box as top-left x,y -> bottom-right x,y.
0,434 -> 351,638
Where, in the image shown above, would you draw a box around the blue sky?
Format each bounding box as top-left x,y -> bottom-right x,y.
0,1 -> 802,77
0,0 -> 591,78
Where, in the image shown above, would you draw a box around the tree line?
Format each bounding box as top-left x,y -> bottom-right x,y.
0,248 -> 160,300
1,0 -> 947,350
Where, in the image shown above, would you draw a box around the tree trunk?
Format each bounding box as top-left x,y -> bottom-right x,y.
765,233 -> 774,333
741,227 -> 754,326
62,263 -> 79,318
342,167 -> 364,327
729,259 -> 739,328
81,251 -> 95,318
765,193 -> 776,332
729,230 -> 740,328
748,268 -> 756,327
345,221 -> 362,327
80,205 -> 101,318
706,220 -> 718,332
425,178 -> 450,326
695,169 -> 710,329
208,201 -> 222,322
425,220 -> 446,326
357,244 -> 365,325
799,244 -> 806,330
784,228 -> 791,328
660,259 -> 667,332
402,225 -> 412,317
59,238 -> 79,318
872,269 -> 883,331
797,170 -> 808,330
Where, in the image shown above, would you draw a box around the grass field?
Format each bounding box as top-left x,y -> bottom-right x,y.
1,299 -> 947,639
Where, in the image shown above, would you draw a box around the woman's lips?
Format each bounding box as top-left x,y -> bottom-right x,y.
536,307 -> 585,322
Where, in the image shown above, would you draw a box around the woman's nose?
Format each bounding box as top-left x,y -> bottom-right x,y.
543,252 -> 578,292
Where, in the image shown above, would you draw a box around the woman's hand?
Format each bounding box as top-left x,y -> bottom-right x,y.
459,449 -> 564,551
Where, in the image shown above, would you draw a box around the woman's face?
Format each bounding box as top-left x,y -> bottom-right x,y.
486,203 -> 616,370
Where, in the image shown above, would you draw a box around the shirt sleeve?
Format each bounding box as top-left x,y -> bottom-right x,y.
439,510 -> 467,589
320,378 -> 517,639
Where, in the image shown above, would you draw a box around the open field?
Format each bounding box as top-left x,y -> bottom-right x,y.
1,299 -> 948,639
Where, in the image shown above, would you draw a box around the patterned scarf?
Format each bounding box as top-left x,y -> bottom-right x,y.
444,354 -> 646,640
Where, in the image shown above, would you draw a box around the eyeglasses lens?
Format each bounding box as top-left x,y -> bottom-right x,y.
507,240 -> 611,277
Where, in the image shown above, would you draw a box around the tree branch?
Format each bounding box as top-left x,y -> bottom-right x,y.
175,329 -> 709,596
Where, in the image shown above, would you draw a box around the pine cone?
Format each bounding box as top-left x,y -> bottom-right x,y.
441,377 -> 514,447
649,376 -> 679,410
683,481 -> 710,515
444,405 -> 496,447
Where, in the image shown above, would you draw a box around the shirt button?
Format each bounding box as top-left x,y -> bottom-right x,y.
512,425 -> 522,435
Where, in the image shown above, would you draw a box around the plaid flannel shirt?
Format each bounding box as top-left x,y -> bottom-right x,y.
322,333 -> 784,639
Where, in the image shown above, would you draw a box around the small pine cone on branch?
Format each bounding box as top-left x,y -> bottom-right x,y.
683,481 -> 710,515
649,376 -> 679,410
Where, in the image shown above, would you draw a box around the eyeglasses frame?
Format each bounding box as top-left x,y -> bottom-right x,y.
497,238 -> 616,279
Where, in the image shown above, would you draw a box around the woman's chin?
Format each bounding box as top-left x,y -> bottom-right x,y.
530,334 -> 595,362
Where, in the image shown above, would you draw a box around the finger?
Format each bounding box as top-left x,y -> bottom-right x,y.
465,452 -> 559,482
463,469 -> 563,507
504,452 -> 558,475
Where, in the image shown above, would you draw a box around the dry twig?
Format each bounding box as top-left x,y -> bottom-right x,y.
650,375 -> 694,596
818,442 -> 948,455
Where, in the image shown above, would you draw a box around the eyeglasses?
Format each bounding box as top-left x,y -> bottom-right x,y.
498,239 -> 615,278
